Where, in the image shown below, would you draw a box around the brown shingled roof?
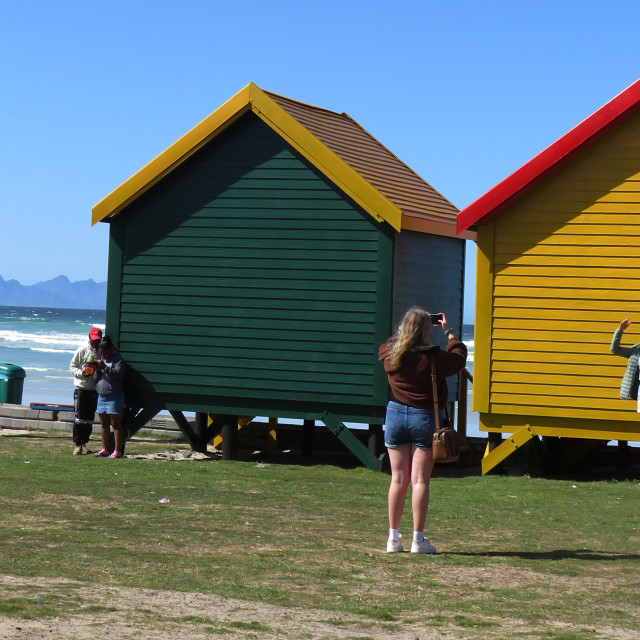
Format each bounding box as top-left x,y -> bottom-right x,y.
265,91 -> 468,239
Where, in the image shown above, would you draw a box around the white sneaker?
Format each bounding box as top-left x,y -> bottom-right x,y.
386,534 -> 404,553
411,538 -> 437,554
73,445 -> 83,456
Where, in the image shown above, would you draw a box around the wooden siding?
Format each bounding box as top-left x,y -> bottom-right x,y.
482,110 -> 640,425
107,113 -> 393,419
392,231 -> 465,403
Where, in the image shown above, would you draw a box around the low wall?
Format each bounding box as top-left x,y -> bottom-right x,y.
0,403 -> 184,438
0,403 -> 369,452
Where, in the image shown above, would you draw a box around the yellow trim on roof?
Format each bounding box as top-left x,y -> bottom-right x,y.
92,83 -> 402,231
92,85 -> 253,225
247,85 -> 401,231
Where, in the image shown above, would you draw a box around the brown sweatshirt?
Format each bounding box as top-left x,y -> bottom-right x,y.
378,337 -> 468,409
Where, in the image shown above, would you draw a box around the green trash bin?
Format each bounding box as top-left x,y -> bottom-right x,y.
0,363 -> 26,404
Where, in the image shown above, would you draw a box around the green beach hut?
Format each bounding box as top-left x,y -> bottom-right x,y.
92,84 -> 471,469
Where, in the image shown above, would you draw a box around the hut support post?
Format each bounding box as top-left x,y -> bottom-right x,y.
169,410 -> 207,453
456,369 -> 474,466
367,424 -> 384,457
220,415 -> 239,460
301,419 -> 314,456
267,416 -> 278,453
123,405 -> 164,441
321,413 -> 386,471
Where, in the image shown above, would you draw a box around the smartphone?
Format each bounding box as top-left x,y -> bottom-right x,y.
429,313 -> 443,325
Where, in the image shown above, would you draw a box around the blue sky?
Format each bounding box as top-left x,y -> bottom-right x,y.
1,0 -> 639,322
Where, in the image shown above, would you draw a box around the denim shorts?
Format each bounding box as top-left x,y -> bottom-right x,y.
383,400 -> 440,450
96,392 -> 125,415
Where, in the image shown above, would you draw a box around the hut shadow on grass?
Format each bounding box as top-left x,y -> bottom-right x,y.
446,549 -> 640,561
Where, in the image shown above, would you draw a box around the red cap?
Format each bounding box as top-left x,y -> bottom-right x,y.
89,327 -> 103,341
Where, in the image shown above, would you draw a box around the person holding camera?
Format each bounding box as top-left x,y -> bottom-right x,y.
610,318 -> 640,405
378,306 -> 467,554
69,327 -> 103,455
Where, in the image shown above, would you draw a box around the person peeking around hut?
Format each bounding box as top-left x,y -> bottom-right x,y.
379,307 -> 467,554
93,335 -> 127,459
610,318 -> 640,406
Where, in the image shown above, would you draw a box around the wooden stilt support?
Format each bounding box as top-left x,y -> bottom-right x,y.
321,413 -> 385,471
456,370 -> 474,466
195,412 -> 211,449
169,410 -> 207,453
122,405 -> 163,442
211,415 -> 252,449
220,415 -> 239,460
267,416 -> 278,453
618,440 -> 632,470
301,419 -> 314,456
367,423 -> 383,457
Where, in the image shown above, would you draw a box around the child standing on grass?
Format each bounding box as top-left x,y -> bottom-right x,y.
93,335 -> 127,459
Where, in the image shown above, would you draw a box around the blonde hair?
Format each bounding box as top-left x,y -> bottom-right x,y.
387,307 -> 431,369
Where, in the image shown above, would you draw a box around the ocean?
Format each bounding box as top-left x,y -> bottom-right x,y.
0,306 -> 106,406
0,306 -> 479,435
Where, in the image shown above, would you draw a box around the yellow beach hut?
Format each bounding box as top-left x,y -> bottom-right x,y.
457,78 -> 640,474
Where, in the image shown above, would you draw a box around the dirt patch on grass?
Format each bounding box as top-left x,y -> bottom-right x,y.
0,575 -> 637,640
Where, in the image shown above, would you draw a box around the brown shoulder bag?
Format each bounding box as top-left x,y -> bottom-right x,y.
431,360 -> 459,463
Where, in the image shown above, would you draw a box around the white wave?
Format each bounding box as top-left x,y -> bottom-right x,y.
0,329 -> 84,350
76,321 -> 105,331
32,347 -> 76,354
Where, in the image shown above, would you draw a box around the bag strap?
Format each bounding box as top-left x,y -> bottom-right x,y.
431,359 -> 441,431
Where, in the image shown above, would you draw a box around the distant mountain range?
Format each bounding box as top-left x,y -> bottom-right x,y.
0,275 -> 107,310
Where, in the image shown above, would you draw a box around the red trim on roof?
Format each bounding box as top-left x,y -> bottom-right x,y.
457,78 -> 640,233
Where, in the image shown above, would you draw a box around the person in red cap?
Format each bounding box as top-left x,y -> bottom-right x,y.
69,327 -> 103,455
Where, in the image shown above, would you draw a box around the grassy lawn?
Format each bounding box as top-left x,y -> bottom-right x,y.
0,429 -> 638,639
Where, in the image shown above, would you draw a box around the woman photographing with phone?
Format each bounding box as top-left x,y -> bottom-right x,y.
378,307 -> 467,553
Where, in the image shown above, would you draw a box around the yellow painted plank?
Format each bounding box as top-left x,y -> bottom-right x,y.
492,317 -> 628,331
479,411 -> 640,433
481,421 -> 640,442
496,254 -> 640,267
495,243 -> 640,257
497,223 -> 640,235
495,232 -> 640,248
494,275 -> 640,289
495,265 -> 640,278
492,306 -> 637,322
472,221 -> 493,413
494,349 -> 635,363
491,371 -> 620,386
490,379 -> 616,395
493,360 -> 623,374
489,393 -> 623,411
487,404 -> 636,423
521,180 -> 640,194
494,285 -> 637,298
